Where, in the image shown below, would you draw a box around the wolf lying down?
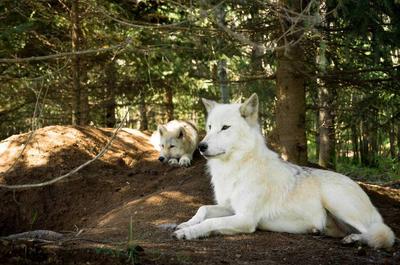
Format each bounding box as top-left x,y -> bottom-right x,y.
173,93 -> 395,249
152,120 -> 198,167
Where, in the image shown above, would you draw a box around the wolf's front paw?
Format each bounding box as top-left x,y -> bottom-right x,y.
179,157 -> 191,167
173,228 -> 197,240
168,158 -> 179,166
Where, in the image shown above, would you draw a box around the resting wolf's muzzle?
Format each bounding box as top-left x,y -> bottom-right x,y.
198,142 -> 208,152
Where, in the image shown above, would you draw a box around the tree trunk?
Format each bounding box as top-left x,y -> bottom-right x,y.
80,81 -> 89,125
275,0 -> 308,165
139,92 -> 148,131
105,61 -> 116,127
318,86 -> 336,169
388,122 -> 395,159
315,109 -> 320,160
368,112 -> 378,167
351,124 -> 359,164
71,0 -> 80,125
218,59 -> 229,103
70,0 -> 88,125
360,120 -> 370,166
398,125 -> 400,161
164,86 -> 174,121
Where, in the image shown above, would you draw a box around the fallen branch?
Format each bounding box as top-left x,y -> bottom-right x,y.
1,230 -> 125,245
0,111 -> 128,190
2,230 -> 64,241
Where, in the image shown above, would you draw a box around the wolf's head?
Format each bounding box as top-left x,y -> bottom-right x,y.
157,123 -> 187,162
199,93 -> 260,160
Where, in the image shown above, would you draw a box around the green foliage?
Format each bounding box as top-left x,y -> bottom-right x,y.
337,157 -> 400,183
0,0 -> 399,176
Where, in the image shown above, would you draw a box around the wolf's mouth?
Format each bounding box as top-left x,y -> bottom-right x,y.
201,152 -> 225,158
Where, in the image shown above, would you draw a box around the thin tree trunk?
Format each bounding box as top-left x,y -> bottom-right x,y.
164,86 -> 174,121
105,61 -> 116,127
79,81 -> 89,125
360,120 -> 370,166
139,93 -> 148,131
318,86 -> 336,169
71,0 -> 81,125
218,59 -> 229,103
389,121 -> 395,159
315,109 -> 320,161
397,125 -> 400,161
351,124 -> 359,164
369,112 -> 378,167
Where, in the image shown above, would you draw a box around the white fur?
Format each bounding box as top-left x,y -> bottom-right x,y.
151,120 -> 198,167
173,94 -> 395,249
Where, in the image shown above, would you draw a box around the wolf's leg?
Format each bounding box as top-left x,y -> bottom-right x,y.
341,233 -> 363,245
178,154 -> 192,167
176,205 -> 233,230
174,214 -> 256,240
324,214 -> 346,238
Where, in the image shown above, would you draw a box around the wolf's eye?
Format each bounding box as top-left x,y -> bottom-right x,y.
208,125 -> 211,130
161,144 -> 164,148
170,145 -> 175,148
221,125 -> 230,131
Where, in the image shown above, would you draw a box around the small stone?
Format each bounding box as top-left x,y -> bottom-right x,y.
357,246 -> 366,256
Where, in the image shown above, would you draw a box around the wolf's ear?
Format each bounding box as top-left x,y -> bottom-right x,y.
239,93 -> 259,125
201,98 -> 217,113
158,125 -> 167,136
177,127 -> 185,139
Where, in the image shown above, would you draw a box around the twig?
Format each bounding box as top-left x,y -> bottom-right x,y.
0,42 -> 128,63
0,111 -> 129,190
95,6 -> 189,29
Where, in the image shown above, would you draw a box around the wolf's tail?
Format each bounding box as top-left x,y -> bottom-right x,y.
363,222 -> 395,249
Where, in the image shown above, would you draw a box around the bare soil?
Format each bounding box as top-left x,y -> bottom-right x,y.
0,125 -> 399,265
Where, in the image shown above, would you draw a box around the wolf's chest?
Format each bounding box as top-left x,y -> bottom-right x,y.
210,168 -> 252,208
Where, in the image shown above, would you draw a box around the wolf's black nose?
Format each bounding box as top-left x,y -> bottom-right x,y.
198,142 -> 208,152
158,156 -> 165,162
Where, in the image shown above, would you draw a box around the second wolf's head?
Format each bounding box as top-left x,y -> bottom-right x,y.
199,93 -> 262,161
157,122 -> 189,162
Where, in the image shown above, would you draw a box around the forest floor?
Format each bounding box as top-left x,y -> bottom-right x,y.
0,125 -> 399,265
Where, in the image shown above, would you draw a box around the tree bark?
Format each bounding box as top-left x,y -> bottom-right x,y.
218,59 -> 229,103
70,0 -> 88,125
351,124 -> 359,163
275,0 -> 308,165
139,92 -> 148,131
164,86 -> 174,121
360,120 -> 370,166
105,61 -> 117,127
71,0 -> 80,125
397,125 -> 400,161
318,86 -> 336,169
388,121 -> 395,159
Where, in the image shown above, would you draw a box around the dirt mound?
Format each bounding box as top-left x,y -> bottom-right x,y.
0,126 -> 399,265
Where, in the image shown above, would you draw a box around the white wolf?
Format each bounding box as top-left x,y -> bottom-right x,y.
173,94 -> 395,249
151,120 -> 198,167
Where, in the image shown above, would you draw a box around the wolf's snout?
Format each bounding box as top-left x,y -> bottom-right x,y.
158,156 -> 165,162
198,142 -> 208,152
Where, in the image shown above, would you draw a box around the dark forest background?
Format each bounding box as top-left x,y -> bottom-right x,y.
1,0 -> 399,181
